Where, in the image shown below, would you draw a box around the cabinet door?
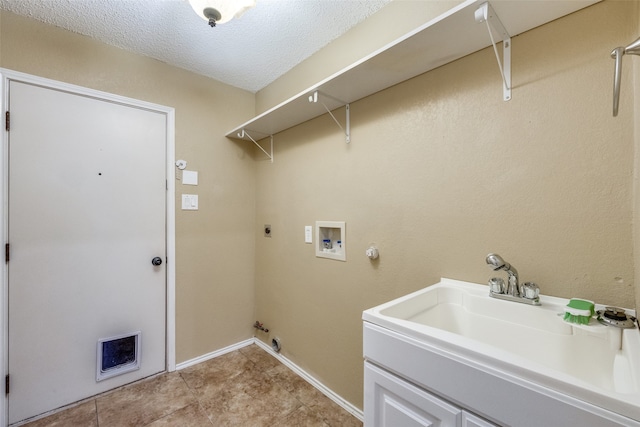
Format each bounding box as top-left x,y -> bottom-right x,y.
462,411 -> 498,427
365,362 -> 461,427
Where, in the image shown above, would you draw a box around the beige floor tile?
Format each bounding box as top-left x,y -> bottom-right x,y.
323,409 -> 364,427
180,351 -> 255,390
268,363 -> 322,404
280,405 -> 330,427
239,344 -> 281,370
196,368 -> 302,424
188,364 -> 254,403
249,378 -> 302,416
145,403 -> 212,426
19,346 -> 363,427
21,401 -> 97,427
199,389 -> 270,426
96,372 -> 196,427
213,349 -> 260,374
307,393 -> 364,427
241,368 -> 284,396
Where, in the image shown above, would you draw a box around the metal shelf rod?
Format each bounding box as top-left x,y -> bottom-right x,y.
475,2 -> 511,101
237,129 -> 273,163
309,91 -> 351,143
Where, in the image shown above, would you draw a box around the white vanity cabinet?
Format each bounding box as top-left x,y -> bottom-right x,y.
365,361 -> 496,427
363,321 -> 640,427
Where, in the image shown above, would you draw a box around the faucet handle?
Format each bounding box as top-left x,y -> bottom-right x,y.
489,277 -> 505,294
522,282 -> 540,300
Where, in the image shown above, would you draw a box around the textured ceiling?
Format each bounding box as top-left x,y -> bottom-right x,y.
0,0 -> 391,93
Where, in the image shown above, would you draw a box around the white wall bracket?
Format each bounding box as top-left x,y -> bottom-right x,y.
475,2 -> 511,101
308,91 -> 351,143
237,129 -> 273,163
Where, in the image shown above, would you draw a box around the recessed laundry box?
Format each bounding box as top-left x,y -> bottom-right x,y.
96,331 -> 141,381
315,221 -> 346,261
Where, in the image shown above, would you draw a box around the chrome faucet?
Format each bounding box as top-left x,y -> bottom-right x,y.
486,253 -> 519,296
485,253 -> 540,305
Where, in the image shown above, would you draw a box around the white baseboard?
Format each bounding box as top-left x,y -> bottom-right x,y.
175,338 -> 254,370
176,338 -> 364,422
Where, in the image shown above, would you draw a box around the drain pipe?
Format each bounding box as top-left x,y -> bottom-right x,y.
271,337 -> 282,353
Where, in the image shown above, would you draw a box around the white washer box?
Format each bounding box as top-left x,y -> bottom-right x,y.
315,221 -> 345,261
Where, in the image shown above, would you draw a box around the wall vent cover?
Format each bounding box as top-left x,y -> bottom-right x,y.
96,331 -> 141,382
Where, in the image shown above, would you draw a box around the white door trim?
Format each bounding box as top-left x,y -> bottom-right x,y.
0,68 -> 176,427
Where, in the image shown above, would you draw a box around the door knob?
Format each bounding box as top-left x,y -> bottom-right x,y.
151,257 -> 163,266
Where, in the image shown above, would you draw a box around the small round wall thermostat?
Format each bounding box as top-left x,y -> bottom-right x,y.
366,246 -> 379,260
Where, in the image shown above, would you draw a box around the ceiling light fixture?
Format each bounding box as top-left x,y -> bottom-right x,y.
188,0 -> 256,27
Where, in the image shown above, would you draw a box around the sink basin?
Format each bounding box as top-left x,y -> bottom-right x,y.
362,278 -> 640,421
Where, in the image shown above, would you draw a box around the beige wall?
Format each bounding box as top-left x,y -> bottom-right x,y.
1,0 -> 639,416
254,0 -> 639,410
0,11 -> 258,364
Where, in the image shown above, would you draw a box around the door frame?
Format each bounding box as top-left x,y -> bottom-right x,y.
0,68 -> 176,427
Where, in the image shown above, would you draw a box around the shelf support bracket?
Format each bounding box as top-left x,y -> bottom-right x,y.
238,129 -> 273,163
475,2 -> 511,101
308,91 -> 351,143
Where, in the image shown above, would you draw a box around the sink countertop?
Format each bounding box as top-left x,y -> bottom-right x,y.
363,278 -> 640,422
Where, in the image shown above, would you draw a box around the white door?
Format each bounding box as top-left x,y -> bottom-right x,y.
7,81 -> 167,424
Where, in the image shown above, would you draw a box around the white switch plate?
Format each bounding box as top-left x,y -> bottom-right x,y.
182,170 -> 198,186
182,194 -> 198,210
304,225 -> 313,243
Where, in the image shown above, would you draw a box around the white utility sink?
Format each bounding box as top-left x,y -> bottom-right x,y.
362,278 -> 640,422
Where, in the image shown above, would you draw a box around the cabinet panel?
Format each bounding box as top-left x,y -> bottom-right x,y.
365,362 -> 461,427
462,412 -> 497,427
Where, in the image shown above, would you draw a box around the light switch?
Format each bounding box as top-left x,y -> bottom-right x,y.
182,170 -> 198,186
305,225 -> 312,243
182,194 -> 198,210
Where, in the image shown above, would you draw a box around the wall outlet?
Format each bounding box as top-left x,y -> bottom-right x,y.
305,226 -> 312,243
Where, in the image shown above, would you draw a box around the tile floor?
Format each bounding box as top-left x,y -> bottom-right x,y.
21,344 -> 363,427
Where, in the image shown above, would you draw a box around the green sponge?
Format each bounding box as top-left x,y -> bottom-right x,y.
563,298 -> 595,325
